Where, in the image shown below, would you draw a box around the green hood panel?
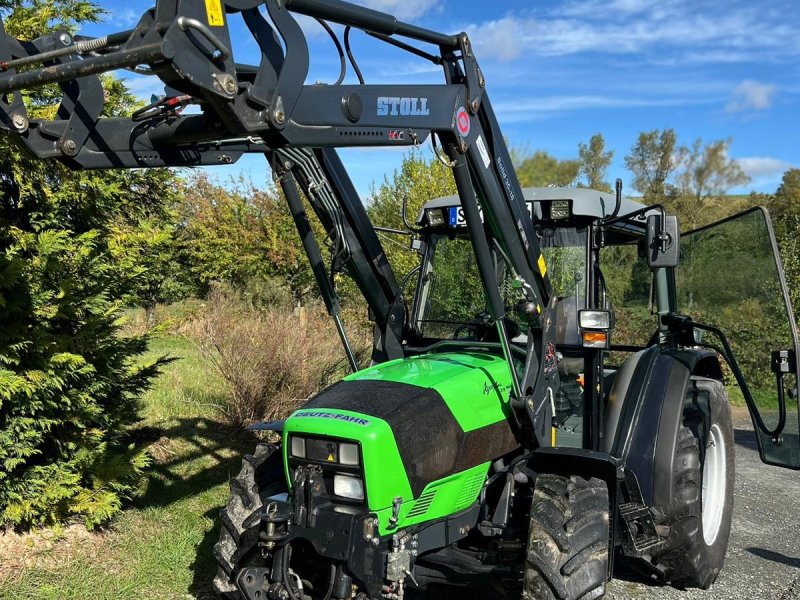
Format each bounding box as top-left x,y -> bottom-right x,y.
282,351 -> 520,531
344,351 -> 514,431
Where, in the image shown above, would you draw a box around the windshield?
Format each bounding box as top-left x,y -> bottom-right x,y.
416,228 -> 588,339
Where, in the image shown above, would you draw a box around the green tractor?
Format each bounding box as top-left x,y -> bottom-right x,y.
214,188 -> 799,600
0,0 -> 797,599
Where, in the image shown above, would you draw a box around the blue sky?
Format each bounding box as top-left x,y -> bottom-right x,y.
86,0 -> 799,198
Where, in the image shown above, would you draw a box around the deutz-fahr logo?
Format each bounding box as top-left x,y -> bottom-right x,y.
377,96 -> 430,117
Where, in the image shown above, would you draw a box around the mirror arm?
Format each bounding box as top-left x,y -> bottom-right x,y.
663,313 -> 788,440
402,195 -> 424,234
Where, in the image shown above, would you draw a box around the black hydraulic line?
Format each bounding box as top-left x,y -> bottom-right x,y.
322,563 -> 336,600
284,0 -> 460,49
0,29 -> 133,72
448,148 -> 521,399
279,167 -> 359,373
0,42 -> 164,95
604,202 -> 665,227
343,27 -> 364,84
374,225 -> 411,236
315,18 -> 347,85
664,314 -> 787,438
364,30 -> 443,65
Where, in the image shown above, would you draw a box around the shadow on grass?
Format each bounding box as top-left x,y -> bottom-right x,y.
190,506 -> 225,599
131,416 -> 257,510
130,415 -> 261,598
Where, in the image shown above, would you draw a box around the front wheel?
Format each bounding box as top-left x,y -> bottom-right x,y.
523,474 -> 610,600
213,443 -> 287,599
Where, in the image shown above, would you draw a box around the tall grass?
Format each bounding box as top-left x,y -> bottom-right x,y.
182,287 -> 370,427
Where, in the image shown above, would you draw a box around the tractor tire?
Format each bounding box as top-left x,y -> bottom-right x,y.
645,377 -> 734,589
213,443 -> 287,599
523,473 -> 610,600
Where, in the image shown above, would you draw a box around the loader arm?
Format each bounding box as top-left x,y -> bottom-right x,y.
0,0 -> 557,446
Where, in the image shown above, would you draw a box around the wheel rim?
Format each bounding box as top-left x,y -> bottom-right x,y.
701,423 -> 726,545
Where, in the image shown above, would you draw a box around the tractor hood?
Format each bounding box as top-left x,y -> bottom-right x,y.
344,350 -> 516,427
283,351 -> 519,521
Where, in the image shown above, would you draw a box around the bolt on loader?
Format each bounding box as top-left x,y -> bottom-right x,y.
0,1 -> 798,599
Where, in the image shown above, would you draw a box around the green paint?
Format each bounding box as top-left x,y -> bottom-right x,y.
283,350 -> 516,536
345,351 -> 515,431
283,408 -> 412,511
372,462 -> 490,534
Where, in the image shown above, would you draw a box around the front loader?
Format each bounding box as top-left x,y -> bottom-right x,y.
0,2 -> 798,599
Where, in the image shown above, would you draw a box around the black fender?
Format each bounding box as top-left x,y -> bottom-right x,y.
605,346 -> 722,509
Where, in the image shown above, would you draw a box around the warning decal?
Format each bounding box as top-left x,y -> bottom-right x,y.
538,254 -> 547,277
205,0 -> 225,26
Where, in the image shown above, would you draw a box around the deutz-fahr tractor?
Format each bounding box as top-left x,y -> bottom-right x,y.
0,1 -> 797,599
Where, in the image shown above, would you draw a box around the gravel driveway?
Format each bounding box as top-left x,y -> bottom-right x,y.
608,407 -> 800,599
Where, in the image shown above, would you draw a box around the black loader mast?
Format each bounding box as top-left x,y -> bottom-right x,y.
0,0 -> 557,447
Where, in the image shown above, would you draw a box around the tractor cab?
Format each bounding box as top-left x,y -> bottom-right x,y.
410,187 -> 658,448
410,188 -> 800,464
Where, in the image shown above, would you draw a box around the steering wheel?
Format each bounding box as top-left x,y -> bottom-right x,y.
452,312 -> 522,342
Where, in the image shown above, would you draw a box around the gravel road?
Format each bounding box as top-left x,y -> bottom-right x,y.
608,407 -> 800,600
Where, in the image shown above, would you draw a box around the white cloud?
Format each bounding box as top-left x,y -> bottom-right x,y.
110,8 -> 139,27
492,93 -> 721,123
737,156 -> 793,180
360,0 -> 440,21
726,80 -> 778,112
462,2 -> 800,64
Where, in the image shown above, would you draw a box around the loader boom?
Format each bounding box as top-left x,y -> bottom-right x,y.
0,0 -> 558,445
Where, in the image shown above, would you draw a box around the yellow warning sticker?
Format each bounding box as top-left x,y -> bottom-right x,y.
205,0 -> 225,26
538,254 -> 547,276
327,454 -> 335,462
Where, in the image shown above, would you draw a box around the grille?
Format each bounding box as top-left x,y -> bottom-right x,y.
407,490 -> 437,518
455,471 -> 486,510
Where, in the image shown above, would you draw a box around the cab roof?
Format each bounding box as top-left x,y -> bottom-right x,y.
420,186 -> 649,221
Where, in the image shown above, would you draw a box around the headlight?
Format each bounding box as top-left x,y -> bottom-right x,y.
290,436 -> 306,458
339,442 -> 359,466
579,309 -> 613,330
334,474 -> 365,501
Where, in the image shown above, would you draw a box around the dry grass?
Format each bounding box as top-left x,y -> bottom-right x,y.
182,287 -> 370,427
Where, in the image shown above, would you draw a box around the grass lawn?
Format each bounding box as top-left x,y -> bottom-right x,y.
0,335 -> 255,600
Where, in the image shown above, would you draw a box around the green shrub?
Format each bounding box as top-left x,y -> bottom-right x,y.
0,0 -> 174,527
0,225 -> 164,529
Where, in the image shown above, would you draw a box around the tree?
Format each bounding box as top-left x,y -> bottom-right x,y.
512,149 -> 580,188
578,133 -> 614,192
368,151 -> 456,279
671,138 -> 750,229
624,129 -> 678,202
771,168 -> 800,221
177,174 -> 312,305
770,169 -> 800,320
0,0 -> 172,529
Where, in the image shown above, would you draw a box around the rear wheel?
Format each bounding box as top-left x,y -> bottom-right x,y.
213,443 -> 287,599
646,377 -> 734,589
523,474 -> 610,600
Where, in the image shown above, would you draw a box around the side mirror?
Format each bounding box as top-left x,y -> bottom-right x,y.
646,214 -> 680,268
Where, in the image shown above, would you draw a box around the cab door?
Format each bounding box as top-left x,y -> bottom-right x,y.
678,207 -> 800,469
